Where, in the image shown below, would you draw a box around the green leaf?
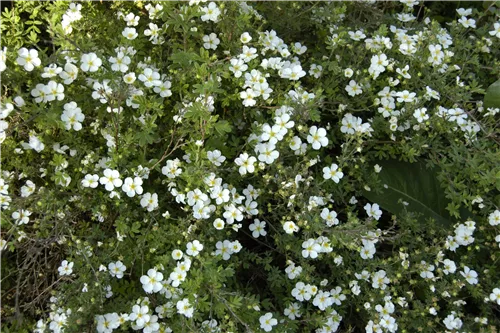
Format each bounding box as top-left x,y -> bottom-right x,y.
483,1 -> 500,9
484,78 -> 500,109
363,159 -> 454,226
496,170 -> 500,191
169,51 -> 202,66
214,120 -> 232,135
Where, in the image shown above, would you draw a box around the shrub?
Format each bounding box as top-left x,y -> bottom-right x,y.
1,1 -> 500,332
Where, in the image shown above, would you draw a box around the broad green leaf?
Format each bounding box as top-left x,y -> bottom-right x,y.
364,159 -> 453,225
484,78 -> 500,109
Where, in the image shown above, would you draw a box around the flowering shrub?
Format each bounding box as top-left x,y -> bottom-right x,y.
1,1 -> 500,333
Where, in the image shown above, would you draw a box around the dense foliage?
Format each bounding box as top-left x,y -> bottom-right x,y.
1,1 -> 500,332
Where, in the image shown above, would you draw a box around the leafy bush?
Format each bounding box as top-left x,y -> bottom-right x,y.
1,1 -> 500,332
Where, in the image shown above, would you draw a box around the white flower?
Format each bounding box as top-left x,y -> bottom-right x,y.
229,58 -> 248,78
413,107 -> 429,123
420,261 -> 435,279
442,259 -> 456,275
0,239 -> 7,251
345,80 -> 363,97
59,63 -> 78,84
460,266 -> 478,285
12,209 -> 32,225
240,32 -> 252,43
122,177 -> 144,197
302,239 -> 321,259
215,240 -> 233,260
140,192 -> 159,211
284,303 -> 301,320
309,64 -> 322,78
313,290 -> 333,311
396,90 -> 416,103
80,52 -> 102,72
130,305 -> 150,328
307,126 -> 328,150
96,313 -> 121,332
0,47 -> 6,72
249,219 -> 267,238
458,16 -> 476,28
488,210 -> 500,226
280,64 -> 306,81
364,203 -> 382,220
285,263 -> 302,280
82,174 -> 99,189
108,261 -> 126,279
200,2 -> 220,22
22,135 -> 45,152
259,313 -> 277,332
240,88 -> 256,107
139,68 -> 162,88
140,268 -> 164,293
283,221 -> 299,234
322,164 -> 343,183
41,64 -> 63,78
321,208 -> 339,227
210,186 -> 230,205
172,249 -> 183,261
203,33 -> 220,50
372,270 -> 390,290
489,288 -> 500,305
20,180 -> 36,197
49,313 -> 67,333
489,22 -> 500,38
61,102 -> 85,131
58,260 -> 74,276
44,80 -> 65,101
123,12 -> 140,26
443,312 -> 463,330
207,149 -> 226,166
16,48 -> 41,71
122,27 -> 138,40
257,142 -> 279,164
223,204 -> 244,224
456,8 -> 472,16
289,136 -> 302,151
176,298 -> 194,318
144,23 -> 161,43
344,68 -> 354,78
0,103 -> 14,119
186,240 -> 203,257
123,72 -> 136,84
213,218 -> 225,230
109,51 -> 131,72
187,188 -> 208,206
360,241 -> 376,259
99,169 -> 123,191
162,159 -> 183,179
349,30 -> 366,41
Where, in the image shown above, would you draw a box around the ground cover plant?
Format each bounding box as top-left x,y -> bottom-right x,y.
1,1 -> 500,332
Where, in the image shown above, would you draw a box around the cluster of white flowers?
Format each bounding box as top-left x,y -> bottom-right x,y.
61,3 -> 82,34
2,2 -> 499,333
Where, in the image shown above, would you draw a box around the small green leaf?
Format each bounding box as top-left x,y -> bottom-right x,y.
484,78 -> 500,109
482,1 -> 500,9
169,51 -> 202,66
214,120 -> 232,135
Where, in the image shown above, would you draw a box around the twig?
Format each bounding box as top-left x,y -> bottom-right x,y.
216,295 -> 254,333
